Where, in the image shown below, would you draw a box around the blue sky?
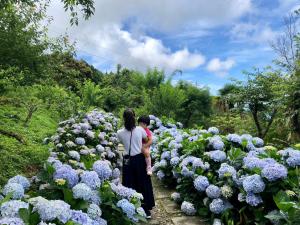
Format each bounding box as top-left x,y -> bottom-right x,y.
47,0 -> 300,95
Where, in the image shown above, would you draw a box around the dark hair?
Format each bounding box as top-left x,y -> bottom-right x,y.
138,115 -> 150,126
123,108 -> 136,131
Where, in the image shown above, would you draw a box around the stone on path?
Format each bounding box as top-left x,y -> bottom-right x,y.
172,216 -> 207,225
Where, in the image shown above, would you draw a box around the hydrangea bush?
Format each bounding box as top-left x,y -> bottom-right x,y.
150,115 -> 300,225
0,110 -> 146,225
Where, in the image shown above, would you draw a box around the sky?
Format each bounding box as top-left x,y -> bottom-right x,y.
46,0 -> 300,95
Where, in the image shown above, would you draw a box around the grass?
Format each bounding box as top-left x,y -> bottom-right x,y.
0,104 -> 59,185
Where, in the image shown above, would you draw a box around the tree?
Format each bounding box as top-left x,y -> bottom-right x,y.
232,69 -> 286,138
0,2 -> 49,84
0,0 -> 95,25
81,80 -> 102,108
271,9 -> 300,141
150,82 -> 186,119
218,84 -> 241,112
177,81 -> 212,127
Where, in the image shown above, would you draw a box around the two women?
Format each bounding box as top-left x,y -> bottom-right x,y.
117,109 -> 155,218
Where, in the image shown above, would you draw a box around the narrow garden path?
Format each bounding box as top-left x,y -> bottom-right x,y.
142,176 -> 208,225
119,145 -> 207,225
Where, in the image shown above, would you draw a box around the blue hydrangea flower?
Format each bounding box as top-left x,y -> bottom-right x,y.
159,159 -> 168,168
252,137 -> 264,147
136,207 -> 146,217
192,158 -> 209,170
96,145 -> 105,153
208,127 -> 219,135
86,130 -> 95,139
87,204 -> 102,220
72,183 -> 93,201
209,136 -> 224,150
3,183 -> 24,199
80,171 -> 101,189
279,149 -> 300,167
71,210 -> 90,224
0,200 -> 28,217
246,193 -> 263,206
93,161 -> 112,180
181,201 -> 196,216
157,170 -> 165,180
209,198 -> 225,214
110,183 -> 142,200
68,151 -> 80,161
243,174 -> 265,193
112,168 -> 121,179
53,164 -> 79,188
286,156 -> 300,167
206,150 -> 226,162
75,137 -> 86,145
0,217 -> 25,225
90,190 -> 101,205
241,134 -> 252,141
161,151 -> 171,160
246,141 -> 257,152
181,167 -> 194,177
170,157 -> 180,166
261,163 -> 288,181
34,198 -> 71,223
171,192 -> 181,202
218,163 -> 237,179
116,199 -> 136,221
226,134 -> 242,144
194,176 -> 210,192
206,185 -> 221,199
8,175 -> 30,190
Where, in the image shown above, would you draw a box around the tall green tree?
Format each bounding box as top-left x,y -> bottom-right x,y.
232,69 -> 286,138
177,81 -> 211,127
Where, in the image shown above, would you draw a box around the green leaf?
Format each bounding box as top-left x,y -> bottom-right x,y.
0,192 -> 13,206
19,208 -> 30,224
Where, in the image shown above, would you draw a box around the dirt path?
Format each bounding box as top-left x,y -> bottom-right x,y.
140,177 -> 208,225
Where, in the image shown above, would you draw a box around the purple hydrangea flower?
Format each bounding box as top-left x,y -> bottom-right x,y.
181,201 -> 196,216
261,163 -> 288,181
246,193 -> 263,206
208,127 -> 219,135
206,185 -> 221,199
3,183 -> 24,199
0,217 -> 25,225
226,134 -> 242,144
194,176 -> 210,192
53,164 -> 79,188
218,163 -> 237,179
93,161 -> 112,180
206,150 -> 226,162
80,171 -> 101,190
243,174 -> 265,193
209,198 -> 226,214
75,137 -> 86,145
8,175 -> 30,190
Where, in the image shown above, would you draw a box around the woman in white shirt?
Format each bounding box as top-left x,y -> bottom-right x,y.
117,108 -> 155,218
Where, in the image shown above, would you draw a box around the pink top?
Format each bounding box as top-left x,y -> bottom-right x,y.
142,127 -> 152,144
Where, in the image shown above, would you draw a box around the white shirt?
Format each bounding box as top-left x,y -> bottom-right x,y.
117,126 -> 147,156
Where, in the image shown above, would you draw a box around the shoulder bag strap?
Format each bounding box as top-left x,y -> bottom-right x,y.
128,130 -> 133,156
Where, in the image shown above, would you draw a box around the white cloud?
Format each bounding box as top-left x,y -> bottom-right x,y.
45,0 -> 252,72
229,22 -> 278,44
71,25 -> 205,72
206,58 -> 235,76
